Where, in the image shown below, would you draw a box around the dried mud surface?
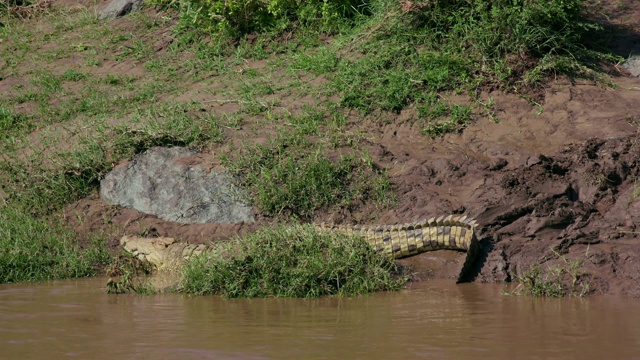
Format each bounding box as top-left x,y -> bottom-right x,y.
63,0 -> 640,296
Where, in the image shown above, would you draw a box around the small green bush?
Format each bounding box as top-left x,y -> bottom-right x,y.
152,0 -> 370,35
179,224 -> 407,297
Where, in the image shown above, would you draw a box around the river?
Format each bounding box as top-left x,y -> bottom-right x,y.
1,278 -> 639,359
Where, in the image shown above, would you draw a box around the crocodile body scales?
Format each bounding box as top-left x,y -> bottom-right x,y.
319,214 -> 479,282
120,214 -> 479,283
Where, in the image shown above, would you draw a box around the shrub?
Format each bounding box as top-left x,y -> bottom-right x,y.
152,0 -> 371,35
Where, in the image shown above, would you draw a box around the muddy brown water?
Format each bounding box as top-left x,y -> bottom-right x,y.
2,279 -> 640,360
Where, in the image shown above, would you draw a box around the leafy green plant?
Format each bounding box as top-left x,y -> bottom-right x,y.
151,0 -> 369,36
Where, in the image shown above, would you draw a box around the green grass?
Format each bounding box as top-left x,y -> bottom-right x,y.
0,104 -> 33,138
105,253 -> 155,294
222,124 -> 393,219
179,224 -> 407,298
280,0 -> 616,134
420,102 -> 472,138
0,205 -> 111,283
507,249 -> 591,298
510,263 -> 566,297
631,177 -> 640,200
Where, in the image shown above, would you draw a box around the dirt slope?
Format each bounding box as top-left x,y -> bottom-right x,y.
63,0 -> 640,296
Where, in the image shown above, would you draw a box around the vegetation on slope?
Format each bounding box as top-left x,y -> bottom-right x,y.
0,0 -> 619,292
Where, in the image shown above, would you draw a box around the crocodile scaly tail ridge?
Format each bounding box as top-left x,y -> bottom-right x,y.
318,214 -> 479,283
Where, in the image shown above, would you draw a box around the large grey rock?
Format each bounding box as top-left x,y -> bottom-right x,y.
98,0 -> 143,20
100,147 -> 254,224
622,55 -> 640,77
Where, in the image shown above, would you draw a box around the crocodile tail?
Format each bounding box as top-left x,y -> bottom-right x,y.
457,232 -> 480,283
318,215 -> 480,283
430,214 -> 479,283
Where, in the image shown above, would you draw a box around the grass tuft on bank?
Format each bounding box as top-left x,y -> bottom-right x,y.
507,249 -> 591,298
0,206 -> 111,283
179,224 -> 407,298
223,132 -> 393,219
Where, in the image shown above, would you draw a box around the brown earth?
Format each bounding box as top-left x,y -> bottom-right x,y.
51,0 -> 640,296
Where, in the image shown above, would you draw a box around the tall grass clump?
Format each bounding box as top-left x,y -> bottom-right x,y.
223,134 -> 392,219
179,224 -> 407,297
0,205 -> 111,283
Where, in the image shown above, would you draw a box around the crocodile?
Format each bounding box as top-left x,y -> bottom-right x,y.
318,214 -> 479,283
120,214 -> 479,285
